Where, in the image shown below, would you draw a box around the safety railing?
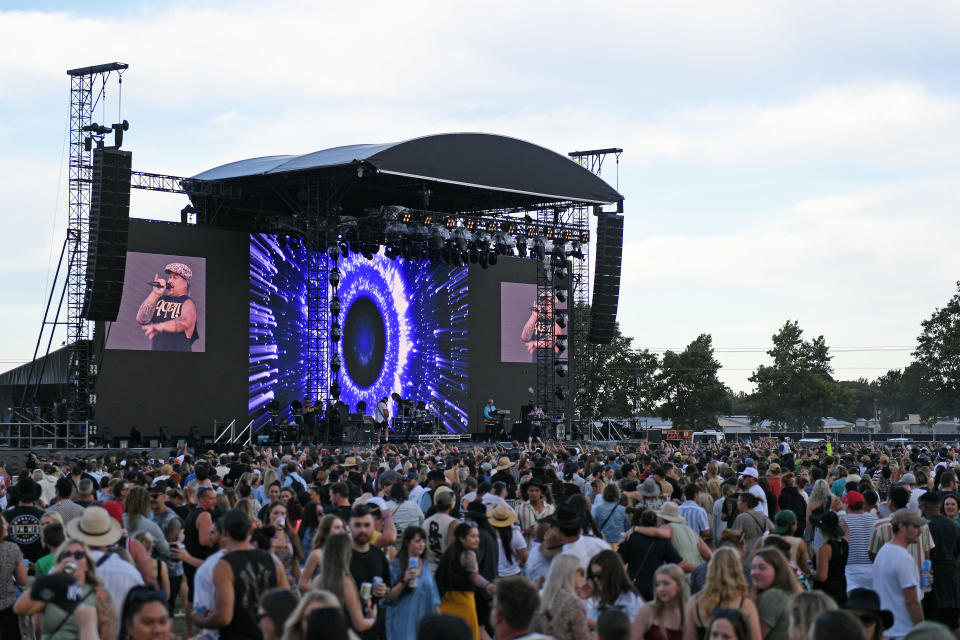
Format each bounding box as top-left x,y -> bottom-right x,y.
0,422 -> 90,449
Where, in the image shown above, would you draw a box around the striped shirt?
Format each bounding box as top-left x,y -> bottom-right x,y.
678,500 -> 710,536
869,515 -> 935,579
843,511 -> 877,565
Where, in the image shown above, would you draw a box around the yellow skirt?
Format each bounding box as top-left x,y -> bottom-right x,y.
439,590 -> 479,640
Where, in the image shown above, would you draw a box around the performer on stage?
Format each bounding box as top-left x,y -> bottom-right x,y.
136,262 -> 199,351
527,404 -> 546,448
483,398 -> 502,441
375,396 -> 390,442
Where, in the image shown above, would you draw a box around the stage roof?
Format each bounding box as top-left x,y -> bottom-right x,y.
191,133 -> 624,207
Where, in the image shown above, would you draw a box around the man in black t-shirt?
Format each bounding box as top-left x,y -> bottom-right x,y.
136,262 -> 199,351
4,476 -> 45,562
349,505 -> 390,640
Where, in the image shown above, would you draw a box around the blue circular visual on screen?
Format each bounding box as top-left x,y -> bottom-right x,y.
343,296 -> 386,387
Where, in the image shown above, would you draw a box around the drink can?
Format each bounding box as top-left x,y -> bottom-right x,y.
276,515 -> 285,527
64,562 -> 77,575
360,582 -> 372,601
408,558 -> 418,589
372,576 -> 384,589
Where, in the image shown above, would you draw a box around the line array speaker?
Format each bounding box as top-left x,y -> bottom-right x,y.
587,213 -> 624,344
82,147 -> 132,321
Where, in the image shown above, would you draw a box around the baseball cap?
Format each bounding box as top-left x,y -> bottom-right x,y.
901,473 -> 917,485
739,467 -> 759,479
842,490 -> 865,505
744,457 -> 756,467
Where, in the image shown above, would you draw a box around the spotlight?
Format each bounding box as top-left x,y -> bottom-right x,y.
532,237 -> 546,261
555,387 -> 566,401
329,267 -> 341,287
476,232 -> 492,251
451,227 -> 470,252
569,241 -> 585,260
494,231 -> 516,255
330,322 -> 341,342
330,353 -> 341,373
555,287 -> 567,303
331,380 -> 341,399
479,251 -> 488,269
329,296 -> 341,317
328,243 -> 341,260
556,312 -> 567,329
556,335 -> 568,355
555,363 -> 568,378
516,237 -> 528,258
488,251 -> 498,266
554,263 -> 568,281
544,267 -> 553,284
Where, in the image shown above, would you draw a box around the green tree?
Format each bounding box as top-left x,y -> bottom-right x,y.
578,306 -> 661,419
725,389 -> 753,415
657,334 -> 730,429
913,282 -> 960,420
748,320 -> 851,431
835,378 -> 878,422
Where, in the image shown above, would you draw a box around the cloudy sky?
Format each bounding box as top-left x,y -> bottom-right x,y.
1,1 -> 959,393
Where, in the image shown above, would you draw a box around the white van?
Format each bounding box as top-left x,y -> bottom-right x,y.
692,430 -> 724,444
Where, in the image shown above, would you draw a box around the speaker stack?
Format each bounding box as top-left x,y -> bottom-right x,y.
587,213 -> 624,344
82,147 -> 132,321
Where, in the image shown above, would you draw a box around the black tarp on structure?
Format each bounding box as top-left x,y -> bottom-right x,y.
187,133 -> 624,220
0,345 -> 73,422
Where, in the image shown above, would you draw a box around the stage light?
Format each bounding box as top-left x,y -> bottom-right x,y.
330,296 -> 341,316
554,263 -> 568,281
555,363 -> 568,378
479,251 -> 488,269
516,237 -> 528,258
451,227 -> 470,252
329,267 -> 341,287
488,252 -> 498,266
328,243 -> 341,260
465,218 -> 477,231
477,231 -> 492,250
331,380 -> 341,399
330,353 -> 342,373
494,231 -> 516,255
330,321 -> 341,342
556,335 -> 567,355
569,241 -> 584,260
544,267 -> 553,284
555,387 -> 566,401
532,237 -> 546,261
555,287 -> 567,303
556,311 -> 567,329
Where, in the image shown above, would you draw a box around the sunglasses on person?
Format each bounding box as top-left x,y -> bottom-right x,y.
126,586 -> 168,604
58,550 -> 86,562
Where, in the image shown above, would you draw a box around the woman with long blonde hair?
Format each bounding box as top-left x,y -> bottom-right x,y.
787,591 -> 836,640
539,553 -> 589,640
683,547 -> 761,640
632,564 -> 687,640
807,479 -> 833,554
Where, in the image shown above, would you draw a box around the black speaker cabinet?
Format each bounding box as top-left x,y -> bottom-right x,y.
587,213 -> 624,344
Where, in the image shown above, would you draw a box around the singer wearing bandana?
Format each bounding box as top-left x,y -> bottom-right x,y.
135,262 -> 200,351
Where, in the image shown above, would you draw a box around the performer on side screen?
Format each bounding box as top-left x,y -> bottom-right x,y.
136,262 -> 199,351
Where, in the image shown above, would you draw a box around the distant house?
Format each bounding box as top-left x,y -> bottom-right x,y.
890,414 -> 960,435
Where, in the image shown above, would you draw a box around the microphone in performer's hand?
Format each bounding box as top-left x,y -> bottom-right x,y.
148,281 -> 172,289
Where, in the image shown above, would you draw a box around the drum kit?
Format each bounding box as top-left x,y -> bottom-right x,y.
390,392 -> 442,440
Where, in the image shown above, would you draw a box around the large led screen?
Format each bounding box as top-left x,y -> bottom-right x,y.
249,234 -> 469,433
105,251 -> 206,352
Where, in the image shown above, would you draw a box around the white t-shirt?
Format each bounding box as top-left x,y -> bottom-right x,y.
873,542 -> 920,637
748,484 -> 768,517
585,590 -> 644,623
496,527 -> 528,577
561,535 -> 612,570
193,549 -> 226,640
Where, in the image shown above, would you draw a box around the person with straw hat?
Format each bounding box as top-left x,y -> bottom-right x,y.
656,502 -> 710,569
487,504 -> 528,577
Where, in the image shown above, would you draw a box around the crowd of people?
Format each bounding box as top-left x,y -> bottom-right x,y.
0,435 -> 958,640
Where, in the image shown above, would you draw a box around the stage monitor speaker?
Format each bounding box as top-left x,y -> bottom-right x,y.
587,213 -> 624,344
83,147 -> 132,321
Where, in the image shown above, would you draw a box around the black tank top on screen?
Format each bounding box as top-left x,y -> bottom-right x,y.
150,294 -> 200,351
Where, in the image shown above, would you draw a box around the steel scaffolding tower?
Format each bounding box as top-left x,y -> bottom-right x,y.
65,62 -> 127,423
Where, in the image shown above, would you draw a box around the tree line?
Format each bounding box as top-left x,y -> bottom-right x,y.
579,281 -> 960,431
